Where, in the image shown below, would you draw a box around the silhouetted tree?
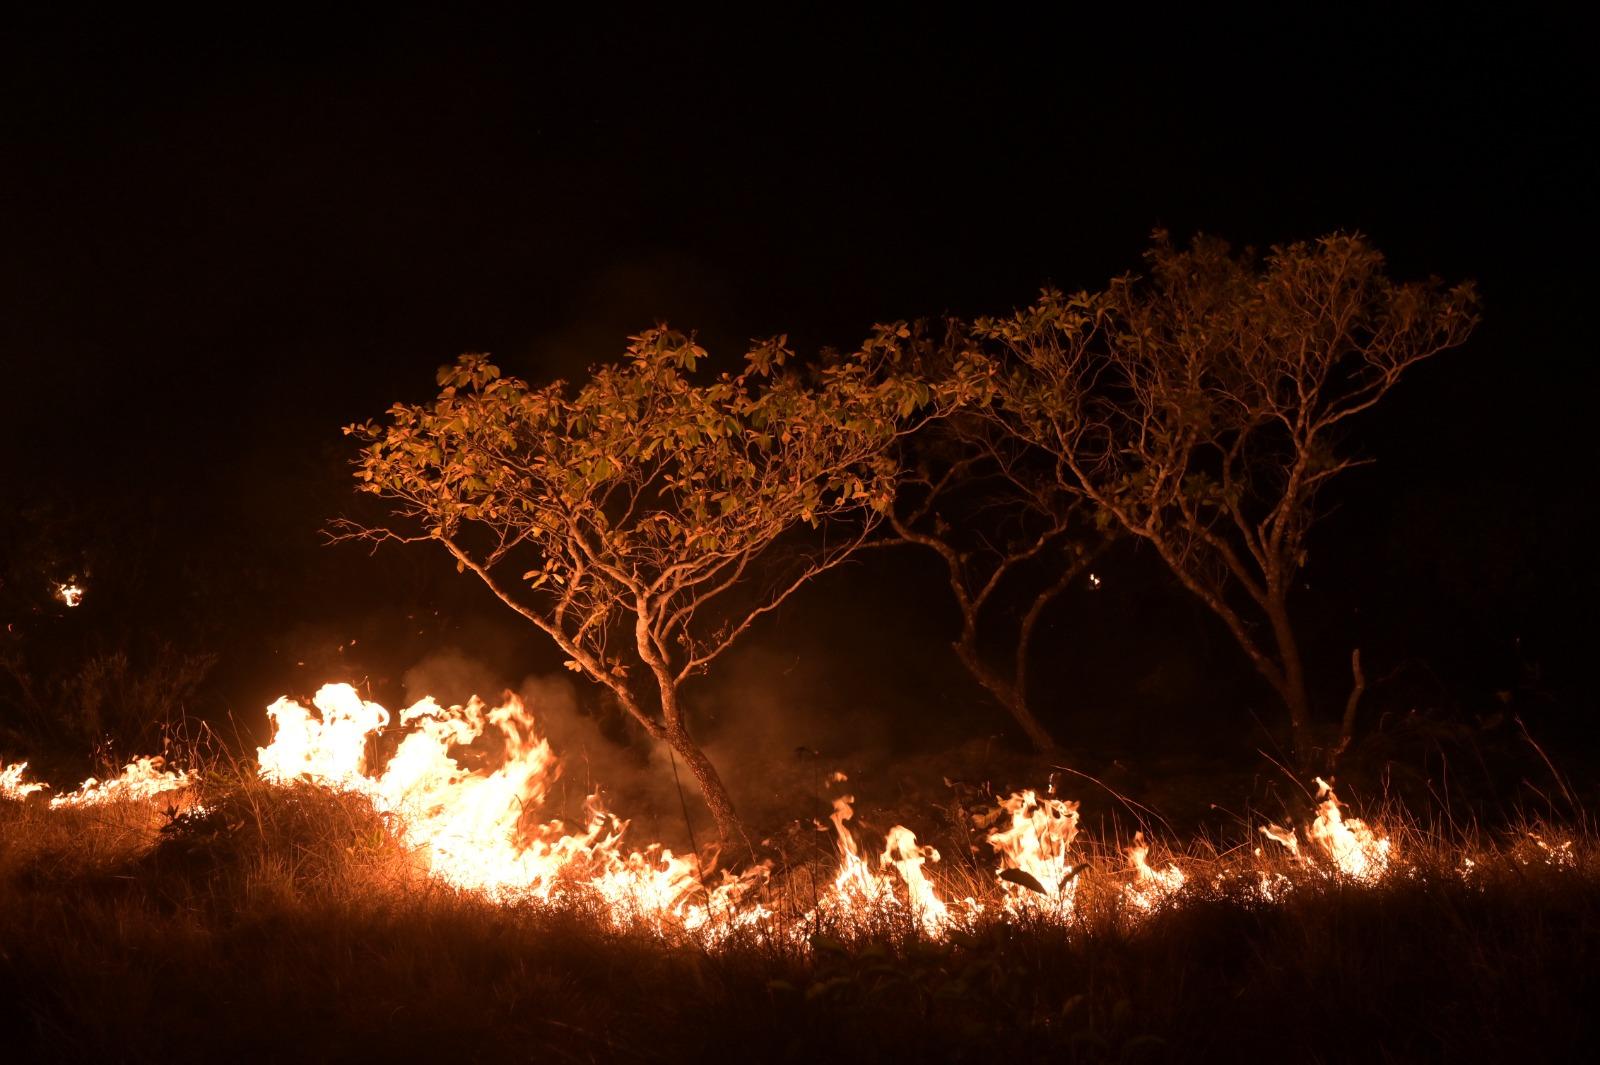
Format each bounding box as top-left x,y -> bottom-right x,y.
884,328 -> 1108,752
979,233 -> 1477,766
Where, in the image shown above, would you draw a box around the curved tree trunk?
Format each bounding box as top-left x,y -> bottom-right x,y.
662,720 -> 745,846
1001,691 -> 1061,756
628,608 -> 748,845
953,641 -> 1059,754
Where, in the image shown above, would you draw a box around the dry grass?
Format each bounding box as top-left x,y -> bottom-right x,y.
1,769 -> 1597,1064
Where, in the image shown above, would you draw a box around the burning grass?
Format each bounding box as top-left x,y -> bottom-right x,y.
2,687 -> 1598,1062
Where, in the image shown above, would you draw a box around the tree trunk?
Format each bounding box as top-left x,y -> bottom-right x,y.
1002,691 -> 1061,756
630,608 -> 748,847
1328,648 -> 1365,771
1265,595 -> 1316,770
1010,558 -> 1083,757
952,641 -> 1059,754
663,720 -> 746,846
610,673 -> 748,846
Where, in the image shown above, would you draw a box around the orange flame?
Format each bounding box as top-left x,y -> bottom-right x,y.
4,680 -> 1444,945
48,756 -> 192,809
256,684 -> 765,930
880,825 -> 952,934
1,760 -> 47,800
987,789 -> 1081,916
1258,778 -> 1391,884
1124,830 -> 1184,911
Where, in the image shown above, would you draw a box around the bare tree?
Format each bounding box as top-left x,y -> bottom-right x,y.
339,327 -> 986,840
980,232 -> 1478,766
887,404 -> 1109,754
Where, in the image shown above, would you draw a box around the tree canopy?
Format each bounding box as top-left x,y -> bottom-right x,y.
343,326 -> 989,838
977,232 -> 1478,763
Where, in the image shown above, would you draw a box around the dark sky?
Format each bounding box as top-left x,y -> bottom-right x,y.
2,10 -> 1595,764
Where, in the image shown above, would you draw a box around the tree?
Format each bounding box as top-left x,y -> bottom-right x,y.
884,329 -> 1108,753
341,326 -> 985,841
979,233 -> 1478,766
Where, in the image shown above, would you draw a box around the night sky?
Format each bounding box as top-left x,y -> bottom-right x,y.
3,11 -> 1595,774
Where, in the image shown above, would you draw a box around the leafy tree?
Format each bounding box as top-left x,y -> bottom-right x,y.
341,327 -> 985,841
979,233 -> 1478,766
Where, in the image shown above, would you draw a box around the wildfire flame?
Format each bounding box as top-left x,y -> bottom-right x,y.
1,761 -> 47,800
4,678 -> 1484,947
880,825 -> 953,934
822,795 -> 892,908
48,756 -> 193,809
255,684 -> 769,929
987,789 -> 1081,916
1306,777 -> 1391,881
1258,778 -> 1391,883
1124,830 -> 1185,911
807,794 -> 967,934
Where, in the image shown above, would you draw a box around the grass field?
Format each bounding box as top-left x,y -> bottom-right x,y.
2,753 -> 1595,1064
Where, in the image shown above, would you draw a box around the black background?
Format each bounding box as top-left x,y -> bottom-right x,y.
2,9 -> 1594,789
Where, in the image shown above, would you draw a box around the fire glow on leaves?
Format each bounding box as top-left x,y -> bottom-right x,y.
18,681 -> 1576,943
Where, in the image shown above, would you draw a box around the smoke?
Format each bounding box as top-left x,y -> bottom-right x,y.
692,644 -> 899,831
399,649 -> 698,843
394,643 -> 917,847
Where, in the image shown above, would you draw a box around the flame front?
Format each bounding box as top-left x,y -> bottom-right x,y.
48,756 -> 192,809
1,679 -> 1455,947
256,684 -> 763,928
4,755 -> 191,807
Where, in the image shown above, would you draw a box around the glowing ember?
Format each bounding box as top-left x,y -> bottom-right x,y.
54,581 -> 85,608
1527,833 -> 1576,869
48,756 -> 192,809
1124,831 -> 1184,911
1254,871 -> 1294,902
